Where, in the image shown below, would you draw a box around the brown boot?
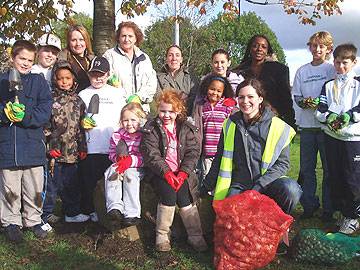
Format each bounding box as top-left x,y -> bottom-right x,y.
155,203 -> 175,252
179,205 -> 208,252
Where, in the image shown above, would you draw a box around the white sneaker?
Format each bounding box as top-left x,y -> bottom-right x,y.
338,218 -> 359,234
89,212 -> 98,222
65,214 -> 90,223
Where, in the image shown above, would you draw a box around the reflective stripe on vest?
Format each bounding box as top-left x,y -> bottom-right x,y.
213,116 -> 296,201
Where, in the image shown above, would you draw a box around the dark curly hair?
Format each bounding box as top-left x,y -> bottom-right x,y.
198,75 -> 234,101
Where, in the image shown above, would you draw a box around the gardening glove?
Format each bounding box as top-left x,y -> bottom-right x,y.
115,155 -> 132,174
81,116 -> 96,129
337,112 -> 351,129
326,112 -> 339,131
127,94 -> 141,104
223,98 -> 237,107
4,101 -> 25,122
48,149 -> 62,159
79,151 -> 87,160
297,98 -> 308,109
175,171 -> 188,192
308,97 -> 320,109
107,74 -> 121,88
164,171 -> 178,191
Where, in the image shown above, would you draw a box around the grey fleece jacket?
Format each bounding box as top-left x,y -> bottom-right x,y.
203,106 -> 290,192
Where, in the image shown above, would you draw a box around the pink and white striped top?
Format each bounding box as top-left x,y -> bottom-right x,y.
108,128 -> 143,167
202,97 -> 235,157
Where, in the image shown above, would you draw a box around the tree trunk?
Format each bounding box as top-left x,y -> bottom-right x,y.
93,0 -> 115,55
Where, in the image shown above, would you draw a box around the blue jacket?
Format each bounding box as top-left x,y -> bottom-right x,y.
0,71 -> 52,169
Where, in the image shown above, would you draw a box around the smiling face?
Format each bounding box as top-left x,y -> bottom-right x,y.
207,79 -> 225,106
158,101 -> 178,127
12,49 -> 35,74
121,110 -> 141,134
56,68 -> 74,91
334,57 -> 357,75
309,41 -> 331,64
166,46 -> 183,73
250,37 -> 269,63
237,85 -> 264,121
119,27 -> 137,53
38,46 -> 59,68
211,53 -> 231,77
69,30 -> 86,57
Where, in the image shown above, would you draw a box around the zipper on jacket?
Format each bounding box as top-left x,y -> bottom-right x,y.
14,126 -> 18,167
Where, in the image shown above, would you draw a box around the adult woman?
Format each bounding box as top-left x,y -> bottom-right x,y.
57,25 -> 94,92
157,45 -> 199,114
201,78 -> 302,215
103,21 -> 157,113
233,35 -> 296,129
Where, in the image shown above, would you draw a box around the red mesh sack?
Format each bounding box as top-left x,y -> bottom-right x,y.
213,190 -> 294,270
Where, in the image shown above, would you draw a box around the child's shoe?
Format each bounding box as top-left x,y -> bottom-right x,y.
65,214 -> 90,223
29,224 -> 48,239
89,212 -> 99,222
338,218 -> 359,234
4,224 -> 23,243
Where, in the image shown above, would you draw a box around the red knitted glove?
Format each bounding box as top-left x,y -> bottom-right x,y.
79,151 -> 87,160
49,149 -> 62,158
175,171 -> 188,192
164,171 -> 178,191
223,98 -> 237,107
115,155 -> 132,174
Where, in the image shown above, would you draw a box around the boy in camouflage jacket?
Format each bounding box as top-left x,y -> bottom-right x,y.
42,60 -> 89,224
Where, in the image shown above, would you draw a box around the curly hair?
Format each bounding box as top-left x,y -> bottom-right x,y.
198,75 -> 234,101
116,21 -> 144,47
156,89 -> 187,122
66,25 -> 93,55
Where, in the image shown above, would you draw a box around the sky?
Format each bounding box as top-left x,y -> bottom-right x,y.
70,0 -> 360,82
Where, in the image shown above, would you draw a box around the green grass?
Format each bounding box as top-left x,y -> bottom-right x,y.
0,135 -> 359,269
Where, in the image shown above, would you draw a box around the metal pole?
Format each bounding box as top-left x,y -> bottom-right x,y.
174,0 -> 180,45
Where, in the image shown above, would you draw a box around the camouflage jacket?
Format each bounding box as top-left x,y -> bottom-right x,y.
46,86 -> 87,164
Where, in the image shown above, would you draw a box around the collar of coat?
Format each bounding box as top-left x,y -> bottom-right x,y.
142,117 -> 198,134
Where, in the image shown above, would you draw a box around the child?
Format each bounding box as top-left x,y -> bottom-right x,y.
141,89 -> 207,252
31,33 -> 62,86
105,102 -> 146,227
292,31 -> 336,221
78,56 -> 127,222
209,49 -> 244,93
43,60 -> 89,224
0,40 -> 52,243
316,43 -> 360,234
192,75 -> 237,182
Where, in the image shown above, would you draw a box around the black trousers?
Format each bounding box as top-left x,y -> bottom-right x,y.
155,178 -> 192,208
325,134 -> 360,218
79,154 -> 112,214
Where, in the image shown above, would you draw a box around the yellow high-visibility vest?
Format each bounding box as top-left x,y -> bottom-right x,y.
213,116 -> 295,201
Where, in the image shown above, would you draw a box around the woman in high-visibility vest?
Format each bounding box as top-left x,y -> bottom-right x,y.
200,78 -> 302,214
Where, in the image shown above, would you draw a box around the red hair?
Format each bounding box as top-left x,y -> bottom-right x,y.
156,89 -> 187,121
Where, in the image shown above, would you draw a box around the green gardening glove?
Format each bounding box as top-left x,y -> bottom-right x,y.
337,112 -> 351,129
308,97 -> 320,109
4,101 -> 25,122
127,94 -> 141,104
107,74 -> 121,88
297,98 -> 307,109
81,116 -> 97,129
326,113 -> 339,131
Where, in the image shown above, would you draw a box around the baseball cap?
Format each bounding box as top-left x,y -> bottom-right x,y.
88,56 -> 110,74
38,33 -> 61,51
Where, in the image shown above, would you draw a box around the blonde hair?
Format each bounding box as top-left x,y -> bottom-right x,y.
156,89 -> 187,122
66,25 -> 94,55
307,31 -> 333,60
120,102 -> 146,122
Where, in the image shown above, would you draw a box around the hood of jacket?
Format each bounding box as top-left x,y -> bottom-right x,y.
52,60 -> 78,95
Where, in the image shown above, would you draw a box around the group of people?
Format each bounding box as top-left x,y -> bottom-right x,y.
0,20 -> 359,260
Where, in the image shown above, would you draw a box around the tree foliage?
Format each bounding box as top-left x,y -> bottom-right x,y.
142,12 -> 285,77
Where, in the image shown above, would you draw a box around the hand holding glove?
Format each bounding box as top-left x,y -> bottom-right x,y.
115,155 -> 132,174
326,112 -> 339,131
298,97 -> 319,109
4,101 -> 25,122
81,116 -> 97,129
337,112 -> 351,129
48,149 -> 62,159
164,171 -> 178,191
175,171 -> 188,192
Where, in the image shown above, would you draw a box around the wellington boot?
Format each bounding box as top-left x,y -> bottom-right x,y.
155,204 -> 175,252
180,205 -> 208,252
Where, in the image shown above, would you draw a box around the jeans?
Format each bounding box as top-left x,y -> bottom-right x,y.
299,129 -> 333,214
228,177 -> 302,214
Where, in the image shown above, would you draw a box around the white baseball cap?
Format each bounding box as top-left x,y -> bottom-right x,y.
38,33 -> 61,51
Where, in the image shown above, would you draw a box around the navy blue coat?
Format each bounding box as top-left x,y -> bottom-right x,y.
0,71 -> 52,169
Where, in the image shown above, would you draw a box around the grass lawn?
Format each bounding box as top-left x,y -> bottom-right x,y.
0,135 -> 359,270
